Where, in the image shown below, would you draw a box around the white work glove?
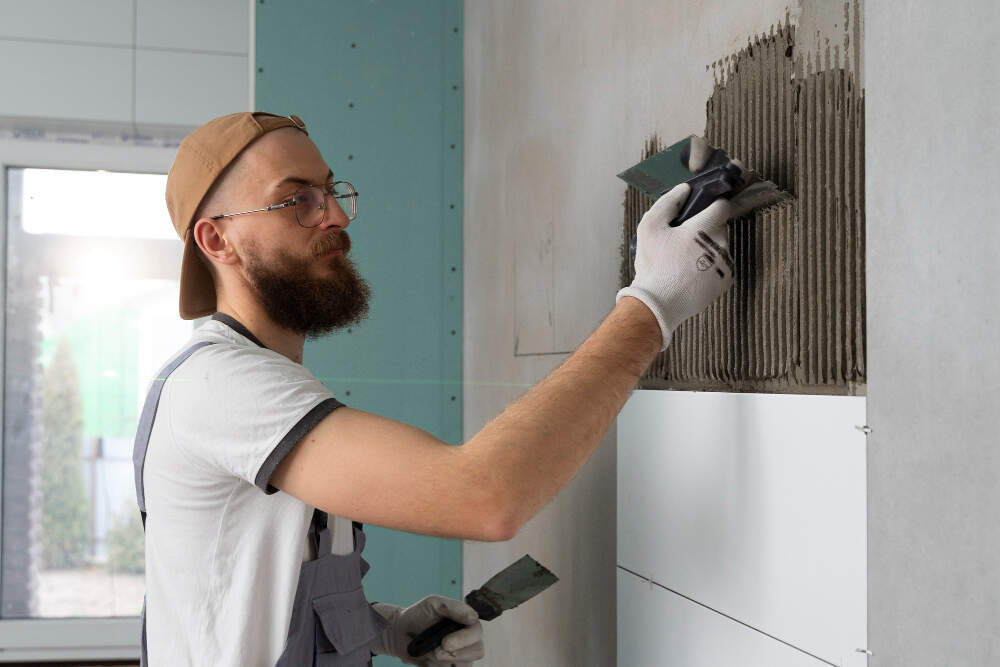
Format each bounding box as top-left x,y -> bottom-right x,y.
616,182 -> 735,350
370,596 -> 485,666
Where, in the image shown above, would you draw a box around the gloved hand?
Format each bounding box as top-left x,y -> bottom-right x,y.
370,596 -> 485,666
616,182 -> 735,350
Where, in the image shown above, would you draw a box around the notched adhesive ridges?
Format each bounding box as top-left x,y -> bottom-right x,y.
621,9 -> 866,395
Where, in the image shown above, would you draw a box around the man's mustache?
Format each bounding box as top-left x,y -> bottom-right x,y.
314,231 -> 351,256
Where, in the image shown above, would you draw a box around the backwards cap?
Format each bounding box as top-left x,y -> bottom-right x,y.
165,111 -> 308,319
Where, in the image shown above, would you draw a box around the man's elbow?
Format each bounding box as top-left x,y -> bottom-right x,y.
479,508 -> 521,542
463,494 -> 523,542
453,445 -> 525,542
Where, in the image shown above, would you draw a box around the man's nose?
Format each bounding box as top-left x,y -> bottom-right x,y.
318,193 -> 350,230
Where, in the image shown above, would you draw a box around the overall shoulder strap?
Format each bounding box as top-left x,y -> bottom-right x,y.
309,512 -> 365,552
134,340 -> 217,667
132,341 -> 218,529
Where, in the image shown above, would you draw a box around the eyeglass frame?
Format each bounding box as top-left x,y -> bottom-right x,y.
208,180 -> 358,227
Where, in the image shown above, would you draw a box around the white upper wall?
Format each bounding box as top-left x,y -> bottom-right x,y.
0,0 -> 250,129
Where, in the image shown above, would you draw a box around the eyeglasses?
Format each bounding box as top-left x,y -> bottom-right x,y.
210,180 -> 358,228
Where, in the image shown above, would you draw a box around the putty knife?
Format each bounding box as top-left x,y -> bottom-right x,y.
617,134 -> 792,226
406,554 -> 559,658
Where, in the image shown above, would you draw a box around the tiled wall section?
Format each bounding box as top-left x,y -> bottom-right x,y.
0,0 -> 249,128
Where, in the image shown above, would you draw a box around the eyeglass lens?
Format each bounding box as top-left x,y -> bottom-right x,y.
293,182 -> 357,227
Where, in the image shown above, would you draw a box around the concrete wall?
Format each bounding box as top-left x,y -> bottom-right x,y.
866,2 -> 1000,665
464,2 -> 800,664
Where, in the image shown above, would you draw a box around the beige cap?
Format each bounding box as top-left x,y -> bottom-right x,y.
165,111 -> 309,319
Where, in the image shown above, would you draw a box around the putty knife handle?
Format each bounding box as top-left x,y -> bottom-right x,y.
406,617 -> 467,658
669,163 -> 742,227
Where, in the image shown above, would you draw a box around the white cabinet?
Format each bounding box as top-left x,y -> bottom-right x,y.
0,41 -> 132,122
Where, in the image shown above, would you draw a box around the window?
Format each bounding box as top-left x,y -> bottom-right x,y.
0,138 -> 187,662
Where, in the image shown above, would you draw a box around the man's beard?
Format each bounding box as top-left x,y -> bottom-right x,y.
242,232 -> 371,339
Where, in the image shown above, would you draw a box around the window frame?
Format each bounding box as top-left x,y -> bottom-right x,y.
0,134 -> 180,663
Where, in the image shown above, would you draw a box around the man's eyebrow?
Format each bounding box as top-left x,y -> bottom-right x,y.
271,168 -> 334,193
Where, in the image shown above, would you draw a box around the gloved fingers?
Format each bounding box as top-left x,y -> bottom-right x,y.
428,595 -> 479,626
684,198 -> 733,271
439,621 -> 483,653
432,638 -> 485,663
684,196 -> 734,236
642,182 -> 691,226
686,135 -> 714,173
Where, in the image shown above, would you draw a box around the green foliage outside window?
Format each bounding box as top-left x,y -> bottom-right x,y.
40,337 -> 92,569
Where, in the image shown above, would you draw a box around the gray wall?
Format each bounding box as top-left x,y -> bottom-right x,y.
463,2 -> 797,664
866,2 -> 1000,665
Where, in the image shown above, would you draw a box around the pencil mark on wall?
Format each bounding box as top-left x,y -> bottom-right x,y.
618,564 -> 841,667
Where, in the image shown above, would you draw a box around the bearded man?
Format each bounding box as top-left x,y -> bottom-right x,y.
134,112 -> 734,667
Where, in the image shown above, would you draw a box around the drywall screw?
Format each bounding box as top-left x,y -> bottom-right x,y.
855,425 -> 873,435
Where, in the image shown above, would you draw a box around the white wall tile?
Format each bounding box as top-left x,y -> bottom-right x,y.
135,50 -> 247,127
618,391 -> 867,666
0,41 -> 131,122
0,0 -> 133,46
618,569 -> 868,667
136,0 -> 248,54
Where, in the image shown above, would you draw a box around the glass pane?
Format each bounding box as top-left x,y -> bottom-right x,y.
2,167 -> 193,619
20,168 -> 176,239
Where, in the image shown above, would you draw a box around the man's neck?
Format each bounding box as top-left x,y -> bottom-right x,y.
214,297 -> 306,364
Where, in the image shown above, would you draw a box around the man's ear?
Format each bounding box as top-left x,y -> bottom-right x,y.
192,217 -> 238,267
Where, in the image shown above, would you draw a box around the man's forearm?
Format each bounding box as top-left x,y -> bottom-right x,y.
465,296 -> 661,535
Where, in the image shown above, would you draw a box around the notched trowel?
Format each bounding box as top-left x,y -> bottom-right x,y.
617,135 -> 791,271
407,554 -> 559,658
618,134 -> 791,226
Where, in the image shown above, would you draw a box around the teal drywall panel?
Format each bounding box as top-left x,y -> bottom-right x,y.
255,1 -> 463,659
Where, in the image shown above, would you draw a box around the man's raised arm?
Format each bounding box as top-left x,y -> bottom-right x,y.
271,184 -> 735,541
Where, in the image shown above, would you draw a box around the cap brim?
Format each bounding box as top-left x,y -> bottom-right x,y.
179,234 -> 217,320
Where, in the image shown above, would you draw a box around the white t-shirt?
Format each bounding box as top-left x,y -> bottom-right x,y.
141,313 -> 355,667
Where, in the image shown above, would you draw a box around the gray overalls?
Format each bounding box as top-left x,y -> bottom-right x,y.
132,341 -> 388,666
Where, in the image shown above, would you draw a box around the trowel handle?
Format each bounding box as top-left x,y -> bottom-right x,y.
406,617 -> 467,658
669,163 -> 742,227
407,589 -> 497,658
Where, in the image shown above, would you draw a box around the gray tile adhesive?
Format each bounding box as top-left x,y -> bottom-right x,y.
621,4 -> 865,395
